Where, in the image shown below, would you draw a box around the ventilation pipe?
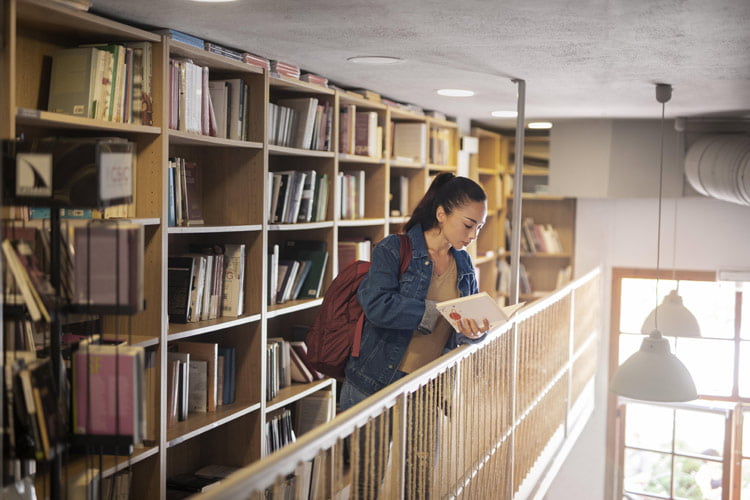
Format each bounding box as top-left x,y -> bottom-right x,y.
684,134 -> 750,206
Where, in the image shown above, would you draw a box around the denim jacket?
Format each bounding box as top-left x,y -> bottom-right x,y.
344,224 -> 484,394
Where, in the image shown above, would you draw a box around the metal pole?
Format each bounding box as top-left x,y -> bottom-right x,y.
509,79 -> 526,305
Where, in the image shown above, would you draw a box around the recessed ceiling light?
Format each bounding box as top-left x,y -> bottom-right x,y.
528,121 -> 553,129
347,56 -> 403,65
491,110 -> 517,118
436,89 -> 475,97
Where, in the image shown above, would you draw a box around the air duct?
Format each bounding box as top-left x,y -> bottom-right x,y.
684,134 -> 750,206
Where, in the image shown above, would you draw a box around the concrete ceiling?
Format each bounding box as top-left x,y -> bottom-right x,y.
91,0 -> 750,128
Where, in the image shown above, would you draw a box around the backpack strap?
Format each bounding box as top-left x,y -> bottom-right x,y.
352,233 -> 413,357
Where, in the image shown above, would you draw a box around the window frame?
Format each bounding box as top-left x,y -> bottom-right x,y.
606,267 -> 747,500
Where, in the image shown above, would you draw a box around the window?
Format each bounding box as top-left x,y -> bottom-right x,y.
610,269 -> 748,500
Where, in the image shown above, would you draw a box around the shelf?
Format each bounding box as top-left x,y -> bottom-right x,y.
270,75 -> 335,95
338,92 -> 387,111
167,314 -> 263,341
168,40 -> 264,74
168,129 -> 264,149
266,298 -> 324,319
426,117 -> 458,129
268,144 -> 336,157
500,251 -> 572,259
17,0 -> 160,42
68,446 -> 158,482
167,224 -> 263,234
427,163 -> 457,172
474,253 -> 498,266
389,159 -> 424,169
267,221 -> 334,231
508,194 -> 568,201
388,107 -> 426,121
16,108 -> 161,134
337,218 -> 387,227
478,168 -> 500,176
166,401 -> 262,447
338,153 -> 385,164
266,379 -> 335,413
388,216 -> 409,225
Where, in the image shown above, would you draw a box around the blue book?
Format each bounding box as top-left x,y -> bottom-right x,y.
167,166 -> 176,226
29,207 -> 93,219
152,28 -> 205,49
218,346 -> 236,405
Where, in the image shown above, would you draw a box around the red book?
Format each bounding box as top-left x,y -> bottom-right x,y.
73,345 -> 144,441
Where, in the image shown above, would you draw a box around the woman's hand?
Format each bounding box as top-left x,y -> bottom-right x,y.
456,317 -> 490,339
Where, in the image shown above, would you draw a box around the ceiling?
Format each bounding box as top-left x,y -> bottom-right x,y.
91,0 -> 750,128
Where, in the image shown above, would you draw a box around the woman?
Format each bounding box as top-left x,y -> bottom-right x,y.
341,172 -> 489,409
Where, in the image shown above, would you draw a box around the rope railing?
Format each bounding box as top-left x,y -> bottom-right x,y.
197,267 -> 602,500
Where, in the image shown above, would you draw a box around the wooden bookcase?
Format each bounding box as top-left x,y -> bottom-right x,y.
470,126 -> 576,303
0,1 -> 459,497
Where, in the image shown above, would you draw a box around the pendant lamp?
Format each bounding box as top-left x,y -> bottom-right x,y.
640,289 -> 700,337
610,83 -> 698,402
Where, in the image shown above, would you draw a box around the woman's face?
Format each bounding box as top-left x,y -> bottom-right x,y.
437,200 -> 487,250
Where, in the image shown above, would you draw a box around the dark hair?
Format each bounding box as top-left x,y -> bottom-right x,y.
403,173 -> 486,232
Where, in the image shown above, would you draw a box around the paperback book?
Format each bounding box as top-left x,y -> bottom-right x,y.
436,292 -> 524,331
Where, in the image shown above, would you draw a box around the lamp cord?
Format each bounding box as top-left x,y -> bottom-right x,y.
655,99 -> 666,330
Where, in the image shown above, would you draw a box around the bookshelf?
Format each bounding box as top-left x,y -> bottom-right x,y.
469,126 -> 576,304
0,1 -> 460,497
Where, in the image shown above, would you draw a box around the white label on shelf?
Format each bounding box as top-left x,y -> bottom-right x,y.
16,153 -> 53,197
99,152 -> 133,201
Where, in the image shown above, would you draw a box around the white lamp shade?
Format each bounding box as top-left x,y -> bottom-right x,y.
611,331 -> 698,402
640,289 -> 701,337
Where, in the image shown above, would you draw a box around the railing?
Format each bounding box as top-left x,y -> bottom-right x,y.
198,268 -> 602,500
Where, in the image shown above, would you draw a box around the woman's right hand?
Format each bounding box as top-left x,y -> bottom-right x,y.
456,317 -> 490,340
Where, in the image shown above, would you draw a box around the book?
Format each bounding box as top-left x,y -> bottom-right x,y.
390,175 -> 409,216
166,358 -> 180,427
187,360 -> 208,413
354,111 -> 378,157
295,392 -> 333,435
47,47 -> 101,118
153,28 -> 205,49
289,341 -> 324,381
73,222 -> 145,312
2,239 -> 50,322
436,292 -> 525,331
281,240 -> 328,299
167,256 -> 196,323
221,244 -> 246,316
392,122 -> 427,163
218,346 -> 236,405
167,352 -> 190,421
167,473 -> 221,493
276,97 -> 319,149
72,344 -> 145,442
297,170 -> 317,223
176,341 -> 218,411
208,80 -> 229,139
182,161 -> 205,226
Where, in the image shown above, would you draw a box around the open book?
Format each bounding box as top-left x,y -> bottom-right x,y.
436,292 -> 525,331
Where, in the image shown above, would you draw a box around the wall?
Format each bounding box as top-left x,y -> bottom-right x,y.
549,120 -> 684,198
543,195 -> 750,500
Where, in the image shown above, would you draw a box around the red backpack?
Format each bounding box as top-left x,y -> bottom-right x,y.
305,234 -> 411,379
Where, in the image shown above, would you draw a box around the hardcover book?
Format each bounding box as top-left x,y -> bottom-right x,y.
73,222 -> 145,312
72,344 -> 145,442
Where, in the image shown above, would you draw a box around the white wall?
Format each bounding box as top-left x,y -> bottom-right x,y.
543,195 -> 750,500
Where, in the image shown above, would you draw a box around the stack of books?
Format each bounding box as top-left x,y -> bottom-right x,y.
270,60 -> 300,79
